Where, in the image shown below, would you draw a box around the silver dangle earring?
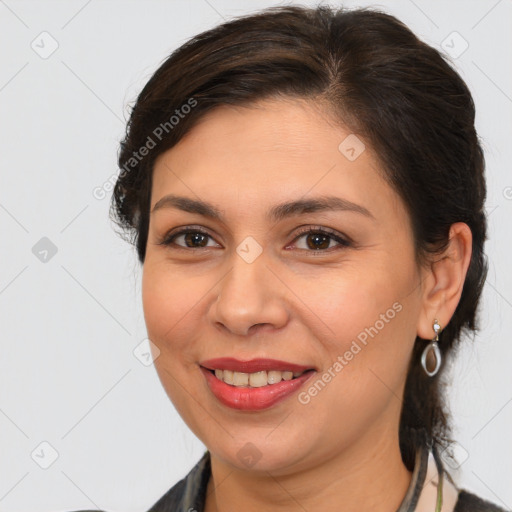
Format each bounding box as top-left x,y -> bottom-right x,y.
421,319 -> 442,377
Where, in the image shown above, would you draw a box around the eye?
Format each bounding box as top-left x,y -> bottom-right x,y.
288,226 -> 351,251
157,225 -> 351,252
157,226 -> 221,249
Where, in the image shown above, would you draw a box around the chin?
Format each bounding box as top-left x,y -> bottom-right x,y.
205,429 -> 312,474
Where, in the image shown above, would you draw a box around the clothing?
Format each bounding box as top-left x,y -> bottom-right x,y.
145,444 -> 508,512
68,443 -> 507,512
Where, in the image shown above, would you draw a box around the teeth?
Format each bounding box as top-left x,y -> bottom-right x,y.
223,369 -> 234,385
213,369 -> 305,387
249,371 -> 267,388
233,372 -> 249,386
267,370 -> 282,384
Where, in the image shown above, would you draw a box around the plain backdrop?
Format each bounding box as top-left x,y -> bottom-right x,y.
0,1 -> 511,511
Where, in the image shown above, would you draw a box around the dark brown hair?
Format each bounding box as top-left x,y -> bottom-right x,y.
111,5 -> 488,470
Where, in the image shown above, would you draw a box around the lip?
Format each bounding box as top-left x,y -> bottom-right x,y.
200,365 -> 316,411
200,357 -> 314,373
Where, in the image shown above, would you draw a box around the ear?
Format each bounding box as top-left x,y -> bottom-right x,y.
416,222 -> 473,340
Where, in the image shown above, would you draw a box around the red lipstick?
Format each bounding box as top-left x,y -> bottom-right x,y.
200,357 -> 312,373
200,358 -> 316,411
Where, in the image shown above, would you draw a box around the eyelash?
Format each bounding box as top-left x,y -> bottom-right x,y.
157,225 -> 352,252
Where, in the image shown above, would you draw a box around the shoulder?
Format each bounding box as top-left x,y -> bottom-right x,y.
63,479 -> 187,512
455,489 -> 509,512
66,452 -> 209,512
65,477 -> 188,512
146,450 -> 211,512
145,476 -> 187,512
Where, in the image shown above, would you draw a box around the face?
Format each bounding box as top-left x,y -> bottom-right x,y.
142,98 -> 426,475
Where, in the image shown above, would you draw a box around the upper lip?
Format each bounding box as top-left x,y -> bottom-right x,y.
200,357 -> 315,373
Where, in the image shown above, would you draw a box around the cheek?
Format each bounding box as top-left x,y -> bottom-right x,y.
141,263 -> 202,357
299,258 -> 416,393
142,264 -> 208,425
294,276 -> 414,447
300,260 -> 408,345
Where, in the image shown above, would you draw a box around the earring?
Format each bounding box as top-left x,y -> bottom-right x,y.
421,319 -> 442,377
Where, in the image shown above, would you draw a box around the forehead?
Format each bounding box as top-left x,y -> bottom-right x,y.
150,98 -> 403,223
158,98 -> 349,168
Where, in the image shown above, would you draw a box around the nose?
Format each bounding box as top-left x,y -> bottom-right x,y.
207,251 -> 289,337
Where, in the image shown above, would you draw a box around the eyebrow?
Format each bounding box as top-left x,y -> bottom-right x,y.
151,194 -> 375,221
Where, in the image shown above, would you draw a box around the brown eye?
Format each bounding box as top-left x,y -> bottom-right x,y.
158,227 -> 221,249
291,227 -> 351,252
182,232 -> 209,247
304,233 -> 331,250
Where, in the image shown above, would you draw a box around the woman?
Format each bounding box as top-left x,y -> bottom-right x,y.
100,5 -> 503,512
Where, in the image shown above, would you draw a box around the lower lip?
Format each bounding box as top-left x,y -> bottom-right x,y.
201,367 -> 315,411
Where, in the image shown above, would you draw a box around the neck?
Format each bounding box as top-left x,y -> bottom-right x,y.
204,424 -> 412,512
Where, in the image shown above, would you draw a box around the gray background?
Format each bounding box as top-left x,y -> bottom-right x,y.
0,0 -> 511,511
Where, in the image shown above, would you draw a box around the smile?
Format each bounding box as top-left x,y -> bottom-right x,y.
200,357 -> 316,410
211,369 -> 307,387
